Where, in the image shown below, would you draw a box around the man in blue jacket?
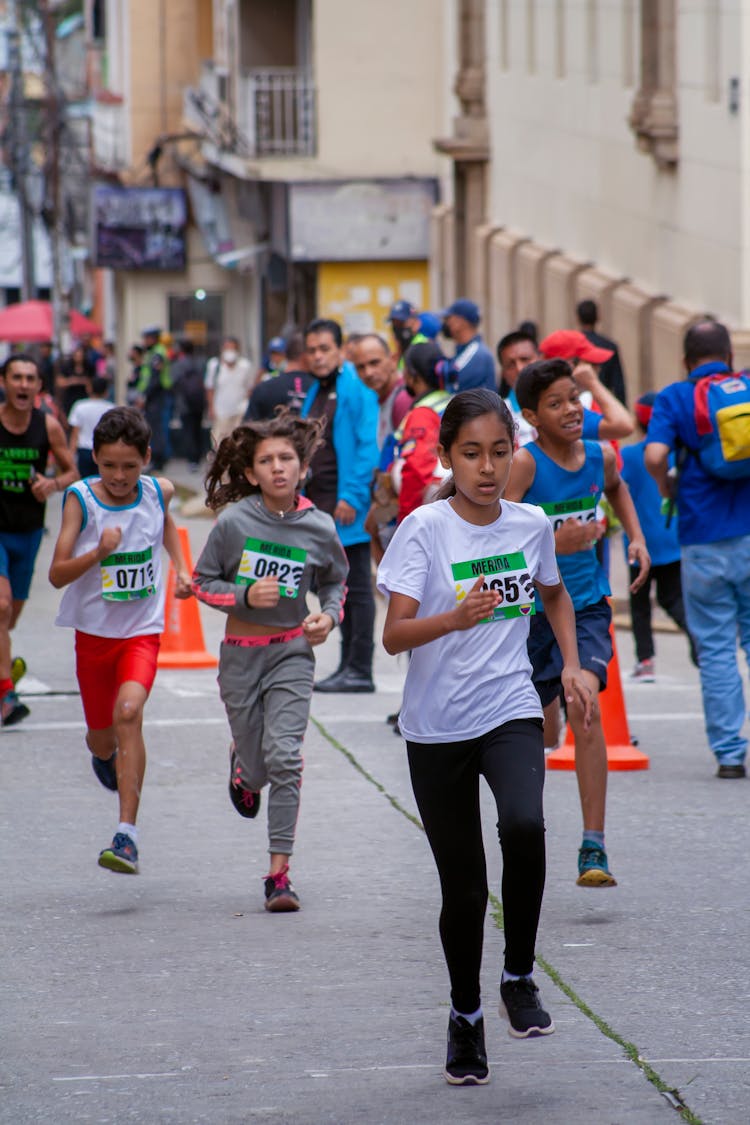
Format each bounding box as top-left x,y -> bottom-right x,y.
302,318 -> 380,692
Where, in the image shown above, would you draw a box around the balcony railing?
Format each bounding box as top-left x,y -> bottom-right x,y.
239,68 -> 316,158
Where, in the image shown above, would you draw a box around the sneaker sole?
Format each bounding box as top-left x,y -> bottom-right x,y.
443,1068 -> 490,1085
264,892 -> 300,913
1,702 -> 30,727
11,657 -> 27,686
576,869 -> 617,887
499,1002 -> 555,1038
98,851 -> 138,875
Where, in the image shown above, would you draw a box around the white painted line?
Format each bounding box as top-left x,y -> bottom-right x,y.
53,1071 -> 188,1082
563,942 -> 595,947
3,717 -> 227,734
626,713 -> 704,721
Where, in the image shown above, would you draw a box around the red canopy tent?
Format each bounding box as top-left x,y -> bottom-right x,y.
0,300 -> 101,343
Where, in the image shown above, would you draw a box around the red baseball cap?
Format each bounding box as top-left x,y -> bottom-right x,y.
539,329 -> 613,364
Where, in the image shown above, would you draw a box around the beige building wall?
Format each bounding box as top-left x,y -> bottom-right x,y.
484,3 -> 745,324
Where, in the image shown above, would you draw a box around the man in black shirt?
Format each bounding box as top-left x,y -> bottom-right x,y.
245,333 -> 312,421
576,299 -> 628,405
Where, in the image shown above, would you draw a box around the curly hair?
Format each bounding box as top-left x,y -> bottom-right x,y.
203,409 -> 326,510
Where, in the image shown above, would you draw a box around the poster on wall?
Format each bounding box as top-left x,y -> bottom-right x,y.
92,186 -> 187,271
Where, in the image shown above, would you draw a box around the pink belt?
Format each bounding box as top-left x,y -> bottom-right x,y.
223,626 -> 305,648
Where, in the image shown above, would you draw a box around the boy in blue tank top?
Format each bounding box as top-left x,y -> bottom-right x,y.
505,359 -> 650,887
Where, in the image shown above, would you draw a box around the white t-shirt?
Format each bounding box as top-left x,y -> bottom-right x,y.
205,355 -> 254,418
68,398 -> 113,450
377,498 -> 559,743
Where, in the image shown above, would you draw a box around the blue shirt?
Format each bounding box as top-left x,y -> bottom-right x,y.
523,440 -> 611,610
448,335 -> 496,392
646,362 -> 750,545
620,440 -> 680,566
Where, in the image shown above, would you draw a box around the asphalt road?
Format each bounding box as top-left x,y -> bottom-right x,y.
2,478 -> 748,1124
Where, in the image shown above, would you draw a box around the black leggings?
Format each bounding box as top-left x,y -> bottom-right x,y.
407,718 -> 545,1014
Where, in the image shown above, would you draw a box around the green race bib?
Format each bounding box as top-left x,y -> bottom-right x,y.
236,537 -> 307,599
451,550 -> 536,623
538,495 -> 597,532
0,447 -> 36,493
100,548 -> 156,601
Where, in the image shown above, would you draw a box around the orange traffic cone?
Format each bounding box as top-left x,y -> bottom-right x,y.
546,612 -> 649,771
158,526 -> 218,669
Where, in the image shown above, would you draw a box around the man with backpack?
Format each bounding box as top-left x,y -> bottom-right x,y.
645,319 -> 750,779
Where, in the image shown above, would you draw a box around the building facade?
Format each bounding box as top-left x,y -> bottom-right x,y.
432,1 -> 750,395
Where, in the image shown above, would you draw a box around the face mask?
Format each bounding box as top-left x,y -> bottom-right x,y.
441,322 -> 453,340
393,324 -> 413,346
222,349 -> 238,364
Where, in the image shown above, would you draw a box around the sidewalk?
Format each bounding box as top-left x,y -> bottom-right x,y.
1,466 -> 747,1124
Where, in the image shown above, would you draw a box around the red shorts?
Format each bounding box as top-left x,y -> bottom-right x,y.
75,631 -> 160,731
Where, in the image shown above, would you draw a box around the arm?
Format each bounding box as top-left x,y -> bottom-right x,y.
32,415 -> 77,504
382,577 -> 502,656
302,536 -> 349,645
536,578 -> 592,729
602,444 -> 650,591
156,478 -> 191,599
503,446 -> 537,502
49,493 -> 121,589
644,441 -> 671,497
574,362 -> 634,440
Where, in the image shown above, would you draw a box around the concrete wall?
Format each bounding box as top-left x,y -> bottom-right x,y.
483,2 -> 746,326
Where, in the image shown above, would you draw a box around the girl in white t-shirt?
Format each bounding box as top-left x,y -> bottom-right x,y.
377,388 -> 591,1086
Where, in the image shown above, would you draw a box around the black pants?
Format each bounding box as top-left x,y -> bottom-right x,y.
629,559 -> 695,662
181,409 -> 204,466
339,541 -> 375,677
407,717 -> 545,1014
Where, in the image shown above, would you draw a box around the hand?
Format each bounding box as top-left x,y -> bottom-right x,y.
30,475 -> 58,502
571,361 -> 598,392
334,499 -> 356,526
451,575 -> 501,631
627,540 -> 651,593
561,667 -> 593,731
174,571 -> 192,599
554,517 -> 604,555
302,612 -> 334,646
97,525 -> 122,560
245,575 -> 281,608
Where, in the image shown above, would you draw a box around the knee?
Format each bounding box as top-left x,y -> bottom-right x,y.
113,697 -> 144,730
499,813 -> 544,853
0,591 -> 12,624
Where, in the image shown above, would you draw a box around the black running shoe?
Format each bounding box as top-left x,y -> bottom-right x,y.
228,747 -> 261,819
263,865 -> 300,912
0,689 -> 29,727
499,978 -> 554,1039
444,1014 -> 489,1085
91,751 -> 118,791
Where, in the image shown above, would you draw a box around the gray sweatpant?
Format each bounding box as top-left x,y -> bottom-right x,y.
218,635 -> 315,855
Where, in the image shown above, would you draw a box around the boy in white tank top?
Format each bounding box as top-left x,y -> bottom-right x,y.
49,407 -> 191,874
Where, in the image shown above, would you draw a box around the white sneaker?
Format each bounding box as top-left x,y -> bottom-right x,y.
630,658 -> 655,682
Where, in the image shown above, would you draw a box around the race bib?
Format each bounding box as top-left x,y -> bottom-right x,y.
452,550 -> 536,623
0,447 -> 36,493
100,547 -> 156,601
236,537 -> 307,599
538,495 -> 597,531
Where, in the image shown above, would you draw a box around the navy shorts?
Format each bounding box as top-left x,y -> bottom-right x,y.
528,596 -> 612,707
0,528 -> 45,602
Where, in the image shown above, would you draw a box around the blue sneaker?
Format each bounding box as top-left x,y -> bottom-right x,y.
91,751 -> 118,791
577,843 -> 617,887
98,832 -> 138,874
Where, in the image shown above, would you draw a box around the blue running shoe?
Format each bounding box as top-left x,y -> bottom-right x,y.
91,751 -> 118,791
98,832 -> 138,874
577,843 -> 617,887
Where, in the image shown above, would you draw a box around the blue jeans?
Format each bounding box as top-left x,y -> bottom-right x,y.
681,536 -> 750,765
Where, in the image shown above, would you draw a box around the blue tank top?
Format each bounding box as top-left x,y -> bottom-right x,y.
523,440 -> 610,610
